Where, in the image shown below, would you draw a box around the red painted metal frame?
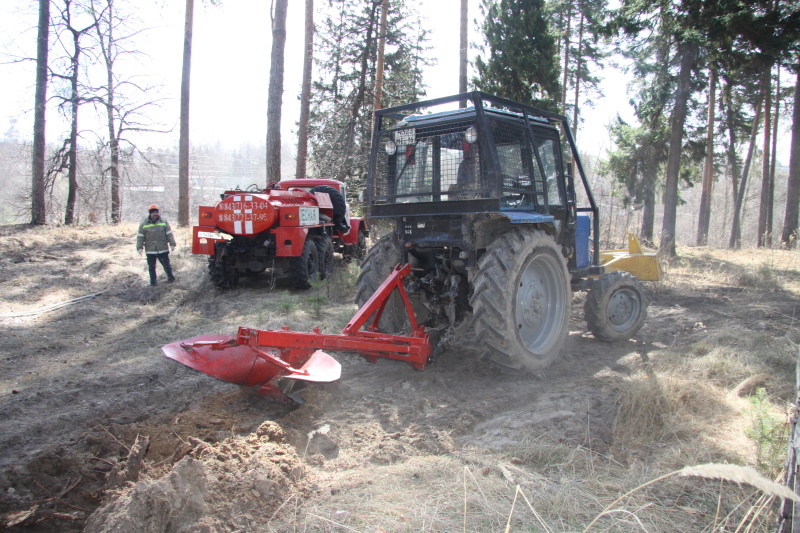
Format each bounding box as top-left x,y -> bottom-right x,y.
236,264 -> 430,371
162,264 -> 430,401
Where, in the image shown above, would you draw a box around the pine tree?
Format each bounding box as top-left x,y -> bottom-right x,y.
308,0 -> 430,194
473,0 -> 561,109
549,0 -> 609,133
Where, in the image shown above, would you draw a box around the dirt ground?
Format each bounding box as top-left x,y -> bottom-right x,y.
0,223 -> 798,532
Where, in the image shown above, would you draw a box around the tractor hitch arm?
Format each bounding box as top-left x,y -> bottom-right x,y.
162,264 -> 431,402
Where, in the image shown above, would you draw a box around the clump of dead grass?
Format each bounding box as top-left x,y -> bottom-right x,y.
263,449 -> 797,532
735,262 -> 785,290
582,463 -> 798,532
656,327 -> 796,401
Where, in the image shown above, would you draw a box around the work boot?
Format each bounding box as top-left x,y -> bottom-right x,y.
168,277 -> 176,283
150,281 -> 157,286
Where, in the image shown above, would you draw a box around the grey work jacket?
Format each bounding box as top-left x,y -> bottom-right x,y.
136,216 -> 177,254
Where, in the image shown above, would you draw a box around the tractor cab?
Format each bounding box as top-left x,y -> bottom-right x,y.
367,92 -> 598,278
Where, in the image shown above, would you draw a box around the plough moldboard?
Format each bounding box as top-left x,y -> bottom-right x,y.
162,264 -> 432,403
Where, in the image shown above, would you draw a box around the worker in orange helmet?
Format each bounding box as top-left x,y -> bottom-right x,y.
136,204 -> 177,286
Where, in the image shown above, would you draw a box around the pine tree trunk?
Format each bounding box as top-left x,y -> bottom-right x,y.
560,1 -> 572,113
768,68 -> 779,245
659,42 -> 696,257
641,179 -> 655,246
266,0 -> 288,184
295,0 -> 313,180
571,10 -> 584,133
724,82 -> 742,218
372,0 -> 388,122
696,68 -> 716,246
31,0 -> 48,225
730,96 -> 763,249
757,67 -> 772,247
459,0 -> 468,105
781,69 -> 800,247
178,0 -> 194,226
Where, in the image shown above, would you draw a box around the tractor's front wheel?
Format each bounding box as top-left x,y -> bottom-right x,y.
470,229 -> 571,371
290,237 -> 320,290
584,272 -> 647,342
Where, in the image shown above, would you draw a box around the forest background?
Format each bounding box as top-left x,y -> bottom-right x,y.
1,0 -> 799,254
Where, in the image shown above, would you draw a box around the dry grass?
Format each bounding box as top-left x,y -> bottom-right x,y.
205,244 -> 799,532
3,225 -> 799,532
666,246 -> 800,296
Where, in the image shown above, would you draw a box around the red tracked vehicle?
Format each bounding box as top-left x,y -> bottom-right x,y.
191,179 -> 368,289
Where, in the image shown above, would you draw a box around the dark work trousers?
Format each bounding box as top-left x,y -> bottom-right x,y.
146,252 -> 174,284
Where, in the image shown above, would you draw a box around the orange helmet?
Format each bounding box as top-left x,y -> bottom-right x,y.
148,204 -> 159,212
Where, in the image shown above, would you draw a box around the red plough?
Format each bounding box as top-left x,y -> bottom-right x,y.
162,264 -> 432,402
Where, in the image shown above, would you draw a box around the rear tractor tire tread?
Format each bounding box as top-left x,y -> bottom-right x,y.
355,234 -> 408,333
470,228 -> 571,372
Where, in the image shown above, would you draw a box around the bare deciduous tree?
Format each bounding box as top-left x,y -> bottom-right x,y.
88,0 -> 169,224
49,0 -> 102,225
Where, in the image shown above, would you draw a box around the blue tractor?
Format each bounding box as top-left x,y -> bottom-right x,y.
356,92 -> 659,371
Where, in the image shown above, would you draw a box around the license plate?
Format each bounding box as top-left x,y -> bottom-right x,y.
197,231 -> 223,240
299,207 -> 319,226
394,128 -> 415,145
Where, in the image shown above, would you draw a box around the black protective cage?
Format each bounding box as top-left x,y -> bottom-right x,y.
366,91 -> 601,268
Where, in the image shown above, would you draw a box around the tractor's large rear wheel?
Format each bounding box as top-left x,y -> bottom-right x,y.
290,238 -> 320,290
355,234 -> 415,333
355,234 -> 404,332
584,271 -> 647,342
470,229 -> 571,371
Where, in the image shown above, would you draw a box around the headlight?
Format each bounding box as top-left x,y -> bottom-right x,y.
465,125 -> 478,143
385,140 -> 397,155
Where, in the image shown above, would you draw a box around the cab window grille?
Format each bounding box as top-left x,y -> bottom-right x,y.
374,120 -> 485,204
